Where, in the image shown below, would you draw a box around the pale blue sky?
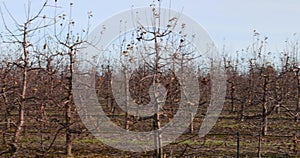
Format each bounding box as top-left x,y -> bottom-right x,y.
1,0 -> 300,56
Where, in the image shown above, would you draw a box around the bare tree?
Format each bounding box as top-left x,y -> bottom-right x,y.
0,1 -> 54,155
52,1 -> 91,156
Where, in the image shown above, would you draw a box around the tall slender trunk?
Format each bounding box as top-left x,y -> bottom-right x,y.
275,80 -> 281,114
297,75 -> 300,111
66,49 -> 74,157
2,86 -> 9,144
153,30 -> 163,158
189,113 -> 194,134
240,102 -> 245,122
295,69 -> 300,122
229,80 -> 236,113
124,68 -> 129,130
258,131 -> 262,158
14,30 -> 28,144
237,132 -> 240,158
9,29 -> 29,157
262,75 -> 269,136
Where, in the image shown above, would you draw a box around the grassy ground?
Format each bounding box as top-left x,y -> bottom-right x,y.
0,99 -> 299,157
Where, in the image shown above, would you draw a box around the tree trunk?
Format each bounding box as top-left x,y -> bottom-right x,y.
153,30 -> 163,158
240,102 -> 245,121
1,86 -> 9,144
152,78 -> 163,158
230,80 -> 236,113
124,68 -> 129,130
262,75 -> 269,136
237,132 -> 240,158
258,132 -> 262,158
65,49 -> 74,157
262,107 -> 268,136
14,32 -> 29,145
190,113 -> 194,134
153,113 -> 163,158
296,73 -> 300,122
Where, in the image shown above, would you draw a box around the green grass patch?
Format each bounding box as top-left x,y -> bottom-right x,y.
74,138 -> 101,144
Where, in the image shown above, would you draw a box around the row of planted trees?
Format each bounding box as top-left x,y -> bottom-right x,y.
94,33 -> 300,157
1,46 -> 298,157
0,0 -> 299,157
0,1 -> 91,157
224,33 -> 300,136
